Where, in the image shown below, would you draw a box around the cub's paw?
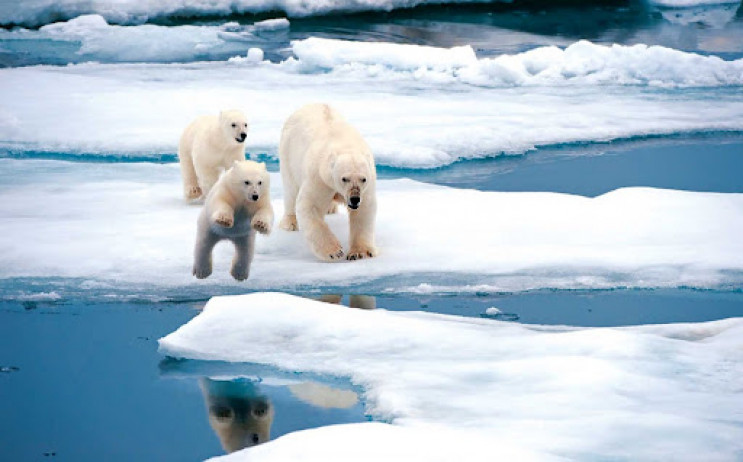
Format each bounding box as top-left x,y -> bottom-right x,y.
347,245 -> 377,261
326,202 -> 338,215
280,214 -> 298,231
251,217 -> 271,235
213,212 -> 234,228
230,265 -> 250,281
185,185 -> 202,200
192,265 -> 212,279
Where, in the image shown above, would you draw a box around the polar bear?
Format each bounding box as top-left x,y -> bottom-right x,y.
178,109 -> 249,201
278,103 -> 377,261
192,160 -> 273,281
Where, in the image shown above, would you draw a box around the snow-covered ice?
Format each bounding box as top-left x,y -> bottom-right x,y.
1,38 -> 742,168
158,292 -> 743,461
1,159 -> 741,299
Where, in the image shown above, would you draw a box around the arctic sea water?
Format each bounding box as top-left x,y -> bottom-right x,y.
1,1 -> 742,460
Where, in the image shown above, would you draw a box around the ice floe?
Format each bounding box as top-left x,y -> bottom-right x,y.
1,159 -> 741,300
1,38 -> 742,168
158,292 -> 743,461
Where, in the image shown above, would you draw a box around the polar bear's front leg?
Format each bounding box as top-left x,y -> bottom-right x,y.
297,187 -> 344,261
251,204 -> 274,235
210,200 -> 235,228
230,233 -> 256,281
347,195 -> 377,260
178,147 -> 202,200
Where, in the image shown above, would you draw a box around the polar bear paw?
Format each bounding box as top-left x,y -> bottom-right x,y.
213,212 -> 234,228
347,245 -> 377,261
251,217 -> 271,235
280,214 -> 298,231
230,264 -> 250,281
193,263 -> 212,279
185,185 -> 203,200
316,241 -> 345,261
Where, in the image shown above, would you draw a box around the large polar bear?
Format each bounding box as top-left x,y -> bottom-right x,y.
279,103 -> 377,261
192,160 -> 273,281
178,109 -> 249,200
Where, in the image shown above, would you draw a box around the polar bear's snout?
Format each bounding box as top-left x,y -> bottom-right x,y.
348,195 -> 361,209
237,132 -> 247,143
251,193 -> 260,201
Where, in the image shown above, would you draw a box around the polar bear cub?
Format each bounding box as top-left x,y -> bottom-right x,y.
178,109 -> 249,200
279,103 -> 377,261
193,160 -> 273,281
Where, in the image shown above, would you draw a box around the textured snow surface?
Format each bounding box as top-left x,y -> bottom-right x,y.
1,38 -> 743,168
1,160 -> 741,296
158,292 -> 743,461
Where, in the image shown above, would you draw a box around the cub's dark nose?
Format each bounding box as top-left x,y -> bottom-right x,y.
252,194 -> 259,201
238,132 -> 247,142
348,196 -> 361,209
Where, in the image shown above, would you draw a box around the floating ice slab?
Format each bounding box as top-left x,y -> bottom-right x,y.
1,38 -> 743,168
158,292 -> 743,461
0,159 -> 741,300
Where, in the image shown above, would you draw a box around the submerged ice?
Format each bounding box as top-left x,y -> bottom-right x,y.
159,292 -> 743,461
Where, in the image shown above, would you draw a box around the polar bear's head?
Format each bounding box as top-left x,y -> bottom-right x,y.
226,160 -> 270,203
219,109 -> 249,145
332,154 -> 374,210
200,378 -> 273,453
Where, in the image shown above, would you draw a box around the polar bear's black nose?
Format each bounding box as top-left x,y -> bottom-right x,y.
252,194 -> 259,201
349,196 -> 361,209
238,132 -> 247,142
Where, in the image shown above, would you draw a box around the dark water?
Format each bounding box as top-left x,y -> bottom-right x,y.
2,289 -> 742,460
2,1 -> 743,66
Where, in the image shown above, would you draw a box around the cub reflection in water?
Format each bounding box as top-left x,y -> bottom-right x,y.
199,377 -> 274,453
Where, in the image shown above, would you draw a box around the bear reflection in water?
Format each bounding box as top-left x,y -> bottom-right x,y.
200,377 -> 274,453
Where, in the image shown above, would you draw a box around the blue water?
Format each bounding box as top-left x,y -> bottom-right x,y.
2,1 -> 743,460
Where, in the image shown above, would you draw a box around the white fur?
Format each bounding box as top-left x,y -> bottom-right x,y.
193,160 -> 273,281
279,103 -> 377,261
178,109 -> 249,201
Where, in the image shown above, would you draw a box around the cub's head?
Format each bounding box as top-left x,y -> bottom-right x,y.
227,160 -> 270,202
200,378 -> 274,453
332,154 -> 374,210
219,109 -> 249,145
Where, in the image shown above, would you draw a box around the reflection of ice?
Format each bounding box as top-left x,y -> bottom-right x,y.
200,377 -> 274,453
657,3 -> 741,28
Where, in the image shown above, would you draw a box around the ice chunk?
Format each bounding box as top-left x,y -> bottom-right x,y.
159,292 -> 743,461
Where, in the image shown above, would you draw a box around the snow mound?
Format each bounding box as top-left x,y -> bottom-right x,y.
287,37 -> 743,88
159,292 -> 743,461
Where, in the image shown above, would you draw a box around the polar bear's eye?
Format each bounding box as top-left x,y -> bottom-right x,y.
258,181 -> 262,185
231,123 -> 236,128
244,180 -> 251,185
361,177 -> 367,183
244,123 -> 248,127
342,177 -> 349,183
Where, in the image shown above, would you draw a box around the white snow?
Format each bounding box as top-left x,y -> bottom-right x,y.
1,159 -> 741,297
1,38 -> 742,168
158,291 -> 743,461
